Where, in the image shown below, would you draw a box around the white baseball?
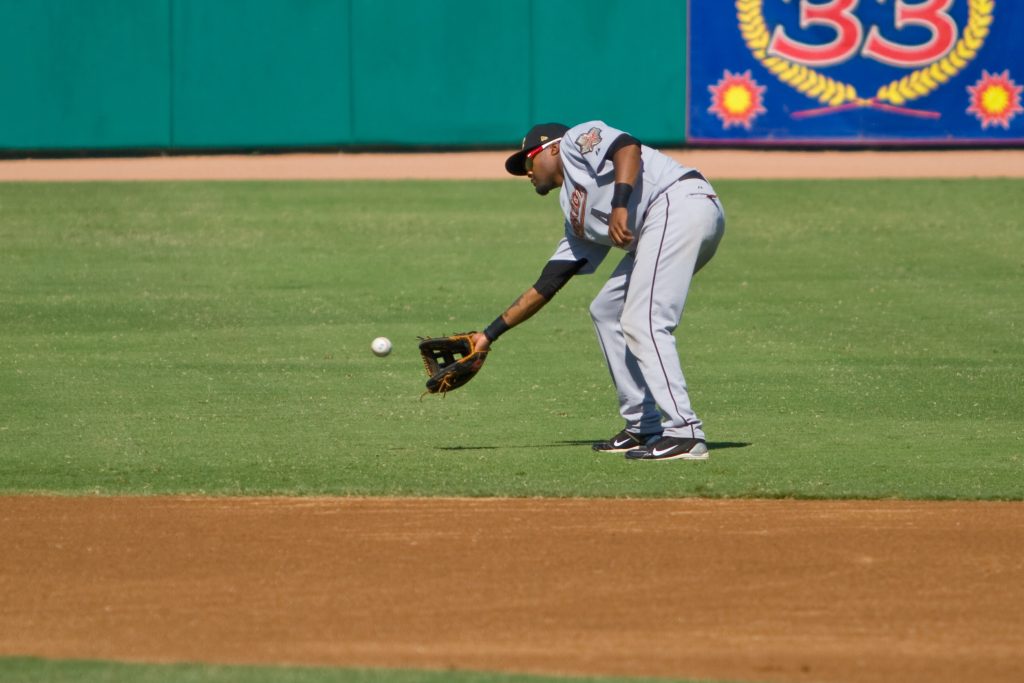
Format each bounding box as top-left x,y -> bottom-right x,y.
371,336 -> 392,357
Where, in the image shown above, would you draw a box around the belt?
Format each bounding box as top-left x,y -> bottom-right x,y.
641,169 -> 713,223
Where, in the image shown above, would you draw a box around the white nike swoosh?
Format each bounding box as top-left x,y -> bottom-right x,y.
651,446 -> 677,457
612,438 -> 633,448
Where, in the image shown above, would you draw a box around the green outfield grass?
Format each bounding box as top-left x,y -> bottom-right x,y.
0,178 -> 1021,498
0,658 -> 727,683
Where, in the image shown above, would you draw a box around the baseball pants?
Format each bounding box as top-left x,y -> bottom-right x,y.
589,176 -> 725,440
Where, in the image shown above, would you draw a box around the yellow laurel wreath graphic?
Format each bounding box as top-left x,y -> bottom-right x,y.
876,0 -> 994,105
736,0 -> 994,110
737,0 -> 859,106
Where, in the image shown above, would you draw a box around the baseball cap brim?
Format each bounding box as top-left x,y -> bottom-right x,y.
505,149 -> 532,176
505,123 -> 569,176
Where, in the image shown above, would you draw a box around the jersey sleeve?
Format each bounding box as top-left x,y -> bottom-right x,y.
563,120 -> 629,177
547,230 -> 610,275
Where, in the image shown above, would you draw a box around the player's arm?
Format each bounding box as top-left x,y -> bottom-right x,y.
473,260 -> 587,352
607,135 -> 641,248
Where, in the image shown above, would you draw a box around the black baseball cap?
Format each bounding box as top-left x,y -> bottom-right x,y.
505,123 -> 569,176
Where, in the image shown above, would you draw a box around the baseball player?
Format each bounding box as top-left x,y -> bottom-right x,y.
471,121 -> 725,461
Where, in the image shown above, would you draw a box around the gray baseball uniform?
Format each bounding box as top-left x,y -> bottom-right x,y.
548,121 -> 725,440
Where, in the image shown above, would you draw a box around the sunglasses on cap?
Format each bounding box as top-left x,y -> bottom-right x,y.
524,137 -> 561,172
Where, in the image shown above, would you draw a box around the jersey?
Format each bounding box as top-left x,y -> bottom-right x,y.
547,120 -> 694,274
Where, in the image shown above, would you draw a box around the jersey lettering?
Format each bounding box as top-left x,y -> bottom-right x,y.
862,0 -> 957,67
569,187 -> 588,237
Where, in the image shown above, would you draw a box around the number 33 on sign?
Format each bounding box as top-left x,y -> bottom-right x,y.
768,0 -> 958,68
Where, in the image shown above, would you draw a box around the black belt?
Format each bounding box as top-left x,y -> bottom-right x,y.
679,169 -> 706,183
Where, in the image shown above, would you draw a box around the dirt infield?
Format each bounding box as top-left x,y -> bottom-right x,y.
2,496 -> 1022,683
1,148 -> 1022,181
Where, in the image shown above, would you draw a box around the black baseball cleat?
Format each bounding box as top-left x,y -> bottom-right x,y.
592,429 -> 661,453
625,436 -> 709,461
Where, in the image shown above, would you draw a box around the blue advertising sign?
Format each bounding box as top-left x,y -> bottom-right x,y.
687,0 -> 1024,144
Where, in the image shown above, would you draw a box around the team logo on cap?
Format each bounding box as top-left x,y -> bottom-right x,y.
575,127 -> 602,154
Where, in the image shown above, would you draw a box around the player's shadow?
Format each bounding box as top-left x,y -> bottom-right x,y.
437,440 -> 752,452
554,439 -> 752,450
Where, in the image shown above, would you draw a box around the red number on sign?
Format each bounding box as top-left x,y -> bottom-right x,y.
862,0 -> 958,67
768,0 -> 864,67
768,0 -> 960,68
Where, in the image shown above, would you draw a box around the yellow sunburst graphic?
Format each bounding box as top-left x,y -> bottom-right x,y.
708,70 -> 767,130
967,70 -> 1023,130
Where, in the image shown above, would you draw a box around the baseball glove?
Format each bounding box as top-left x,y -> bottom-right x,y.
418,332 -> 488,395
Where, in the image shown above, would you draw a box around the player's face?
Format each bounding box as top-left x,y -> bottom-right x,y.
526,143 -> 562,196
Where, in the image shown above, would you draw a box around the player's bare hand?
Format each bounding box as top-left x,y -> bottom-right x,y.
609,207 -> 633,247
471,332 -> 491,353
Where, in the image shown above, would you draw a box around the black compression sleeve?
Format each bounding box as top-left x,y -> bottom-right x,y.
604,133 -> 640,161
533,260 -> 587,299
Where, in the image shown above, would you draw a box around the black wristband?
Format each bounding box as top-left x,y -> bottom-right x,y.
611,182 -> 633,209
483,315 -> 510,342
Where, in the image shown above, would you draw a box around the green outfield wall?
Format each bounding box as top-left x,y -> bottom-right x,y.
0,0 -> 687,152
